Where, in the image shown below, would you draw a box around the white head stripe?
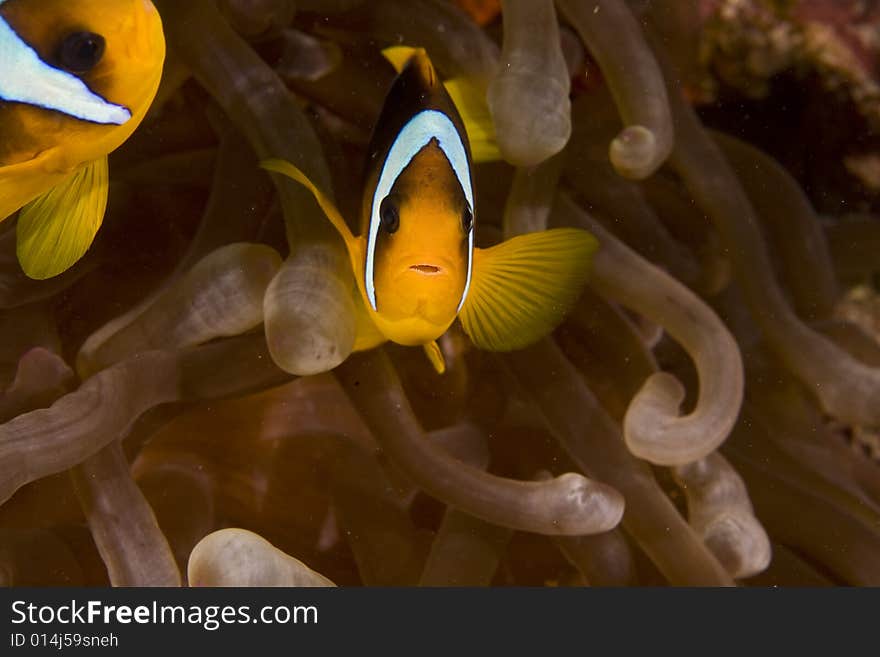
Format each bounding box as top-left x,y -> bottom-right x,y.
0,15 -> 131,125
365,109 -> 474,311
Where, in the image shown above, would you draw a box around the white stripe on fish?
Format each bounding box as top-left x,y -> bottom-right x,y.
365,108 -> 474,312
0,15 -> 131,125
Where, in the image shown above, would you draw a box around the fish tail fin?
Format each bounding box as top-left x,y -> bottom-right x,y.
16,157 -> 109,280
459,228 -> 598,351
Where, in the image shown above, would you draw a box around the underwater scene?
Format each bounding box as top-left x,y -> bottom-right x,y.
0,0 -> 878,588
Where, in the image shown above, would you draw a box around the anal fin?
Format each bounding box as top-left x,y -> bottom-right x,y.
423,340 -> 446,374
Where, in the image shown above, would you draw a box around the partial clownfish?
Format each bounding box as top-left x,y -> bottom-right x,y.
263,48 -> 596,373
0,0 -> 165,279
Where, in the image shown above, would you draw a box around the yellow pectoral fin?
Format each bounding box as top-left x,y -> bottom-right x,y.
443,77 -> 502,163
423,340 -> 446,374
380,47 -> 501,163
260,158 -> 362,269
16,157 -> 109,280
459,228 -> 599,351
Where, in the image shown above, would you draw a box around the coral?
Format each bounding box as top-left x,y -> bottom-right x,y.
700,0 -> 880,126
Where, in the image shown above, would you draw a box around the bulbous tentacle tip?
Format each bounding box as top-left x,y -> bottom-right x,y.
488,73 -> 572,167
189,528 -> 336,587
704,513 -> 773,580
673,453 -> 771,580
263,243 -> 358,376
530,471 -> 625,536
623,371 -> 687,464
609,124 -> 662,179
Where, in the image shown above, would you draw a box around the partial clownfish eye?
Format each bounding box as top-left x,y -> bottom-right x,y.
462,205 -> 473,233
380,196 -> 400,234
57,32 -> 106,74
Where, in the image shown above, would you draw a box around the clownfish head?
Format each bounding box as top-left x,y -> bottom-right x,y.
0,0 -> 165,171
366,131 -> 474,346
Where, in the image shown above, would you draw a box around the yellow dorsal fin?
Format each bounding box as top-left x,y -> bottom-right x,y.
16,156 -> 109,280
443,77 -> 502,163
382,45 -> 421,74
423,340 -> 446,374
381,47 -> 501,163
460,228 -> 598,351
260,158 -> 363,273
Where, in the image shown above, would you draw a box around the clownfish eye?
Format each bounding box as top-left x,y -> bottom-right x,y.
462,205 -> 474,233
57,32 -> 106,74
379,196 -> 400,234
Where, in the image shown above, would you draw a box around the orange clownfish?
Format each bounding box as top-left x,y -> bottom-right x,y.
263,49 -> 596,373
0,0 -> 165,279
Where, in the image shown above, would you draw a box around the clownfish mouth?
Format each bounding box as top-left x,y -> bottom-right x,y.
409,264 -> 442,275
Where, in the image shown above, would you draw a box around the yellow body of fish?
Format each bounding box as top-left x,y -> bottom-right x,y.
0,0 -> 165,279
264,48 -> 597,373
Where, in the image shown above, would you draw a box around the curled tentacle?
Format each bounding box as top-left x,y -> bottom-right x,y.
503,339 -> 735,585
565,94 -> 702,289
555,193 -> 744,466
672,453 -> 772,579
556,0 -> 674,178
656,39 -> 880,428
